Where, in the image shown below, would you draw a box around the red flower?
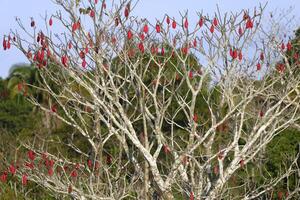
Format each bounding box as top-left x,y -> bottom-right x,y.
172,19 -> 177,29
28,150 -> 36,161
22,174 -> 28,186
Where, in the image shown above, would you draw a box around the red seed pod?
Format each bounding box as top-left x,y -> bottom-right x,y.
22,174 -> 28,186
17,83 -> 23,91
143,24 -> 149,34
61,55 -> 68,67
68,185 -> 72,193
199,17 -> 204,27
277,63 -> 285,73
6,40 -> 11,49
9,164 -> 16,175
106,155 -> 112,164
90,9 -> 95,18
124,7 -> 129,18
114,17 -> 119,26
111,36 -> 116,44
246,18 -> 253,29
31,19 -> 35,27
79,51 -> 85,59
190,191 -> 194,200
238,50 -> 243,61
70,170 -> 78,178
138,42 -> 144,53
85,46 -> 89,54
256,63 -> 261,71
210,24 -> 215,33
163,144 -> 170,154
3,37 -> 7,50
166,16 -> 170,25
260,52 -> 264,61
49,17 -> 53,26
238,26 -> 243,36
213,17 -> 218,26
278,191 -> 283,200
233,49 -> 238,59
28,150 -> 36,161
156,23 -> 161,33
25,162 -> 34,169
0,172 -> 8,183
139,33 -> 145,41
48,168 -> 54,176
287,41 -> 292,51
68,41 -> 72,49
127,29 -> 133,40
239,159 -> 245,168
259,110 -> 264,117
281,42 -> 285,50
82,59 -> 87,68
51,104 -> 57,113
214,165 -> 219,175
189,71 -> 194,79
193,113 -> 198,122
172,19 -> 177,29
102,2 -> 106,9
95,0 -> 98,4
193,38 -> 197,48
161,47 -> 165,56
184,18 -> 189,29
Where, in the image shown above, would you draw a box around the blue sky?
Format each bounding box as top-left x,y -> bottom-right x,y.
1,0 -> 300,78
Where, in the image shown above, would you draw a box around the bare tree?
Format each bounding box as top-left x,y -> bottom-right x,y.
2,0 -> 300,199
